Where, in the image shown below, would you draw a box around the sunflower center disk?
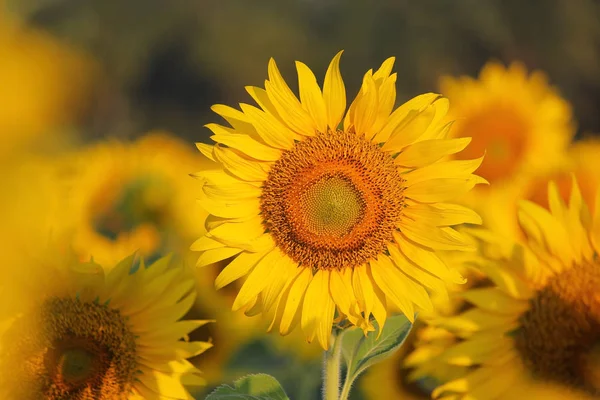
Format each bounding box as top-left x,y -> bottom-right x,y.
2,297 -> 137,400
302,175 -> 364,238
260,130 -> 406,271
514,262 -> 600,395
58,348 -> 96,384
93,174 -> 170,241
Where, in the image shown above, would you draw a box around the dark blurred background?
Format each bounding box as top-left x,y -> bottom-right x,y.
7,0 -> 600,144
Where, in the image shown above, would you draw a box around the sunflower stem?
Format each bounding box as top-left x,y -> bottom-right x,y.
323,332 -> 343,400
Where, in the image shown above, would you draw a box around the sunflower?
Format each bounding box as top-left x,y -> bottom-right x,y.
441,61 -> 574,185
408,179 -> 600,399
63,132 -> 212,268
440,62 -> 575,237
0,166 -> 211,399
0,249 -> 212,399
193,51 -> 485,349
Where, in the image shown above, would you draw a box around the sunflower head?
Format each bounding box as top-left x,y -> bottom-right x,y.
441,61 -> 574,186
63,132 -> 212,268
193,51 -> 485,349
0,248 -> 211,399
407,178 -> 600,399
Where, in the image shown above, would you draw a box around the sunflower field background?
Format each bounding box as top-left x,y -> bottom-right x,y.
1,0 -> 600,399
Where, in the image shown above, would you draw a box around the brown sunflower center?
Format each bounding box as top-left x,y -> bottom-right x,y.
2,297 -> 138,399
514,261 -> 600,395
260,129 -> 405,270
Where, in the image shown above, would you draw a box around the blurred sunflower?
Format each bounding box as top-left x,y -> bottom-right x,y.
0,250 -> 211,399
442,61 -> 574,185
0,3 -> 95,157
0,164 -> 211,399
193,51 -> 485,349
64,132 -> 211,268
441,62 -> 575,236
408,179 -> 600,399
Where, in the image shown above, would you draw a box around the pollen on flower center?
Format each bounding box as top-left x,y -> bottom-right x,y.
260,129 -> 406,270
2,297 -> 138,400
514,261 -> 600,395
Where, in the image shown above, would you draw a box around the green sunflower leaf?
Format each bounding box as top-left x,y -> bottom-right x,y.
205,373 -> 290,400
341,314 -> 414,382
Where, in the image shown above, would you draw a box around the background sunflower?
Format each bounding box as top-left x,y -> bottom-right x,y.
407,180 -> 600,398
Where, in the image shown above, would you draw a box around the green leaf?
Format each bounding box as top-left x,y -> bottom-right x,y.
205,373 -> 290,400
341,314 -> 413,382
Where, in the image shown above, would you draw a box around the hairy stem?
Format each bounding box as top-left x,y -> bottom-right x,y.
323,333 -> 343,400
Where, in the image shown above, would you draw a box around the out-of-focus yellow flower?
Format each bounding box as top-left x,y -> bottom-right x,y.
441,62 -> 575,236
407,179 -> 600,399
193,51 -> 485,350
0,159 -> 211,399
442,61 -> 574,184
0,251 -> 211,399
0,6 -> 95,157
61,132 -> 211,268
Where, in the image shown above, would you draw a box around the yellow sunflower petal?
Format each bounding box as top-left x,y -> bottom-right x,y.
262,255 -> 297,313
394,232 -> 465,284
279,267 -> 313,335
401,221 -> 473,251
301,270 -> 329,345
346,71 -> 378,135
212,145 -> 270,182
296,61 -> 328,133
404,176 -> 487,203
208,125 -> 282,161
388,244 -> 448,298
322,50 -> 346,130
195,142 -> 216,162
370,255 -> 416,321
353,264 -> 375,319
395,136 -> 471,168
373,92 -> 440,144
266,58 -> 316,135
196,247 -> 242,268
214,248 -> 271,289
232,247 -> 286,311
211,103 -> 257,133
403,157 -> 484,185
240,103 -> 296,150
461,287 -> 530,315
330,268 -> 364,328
